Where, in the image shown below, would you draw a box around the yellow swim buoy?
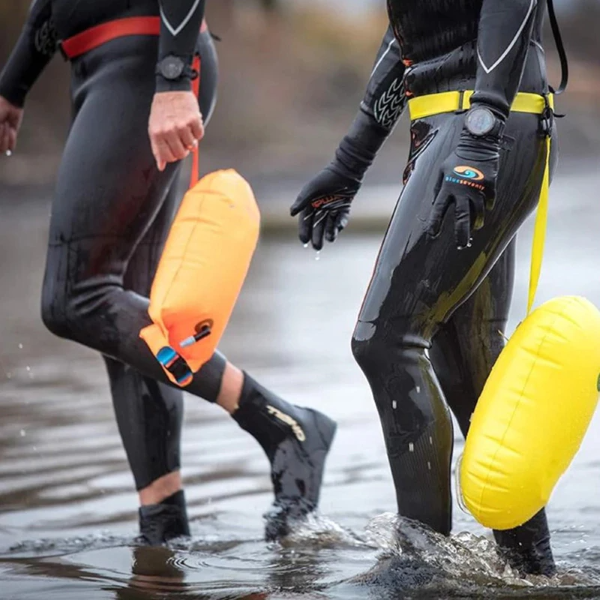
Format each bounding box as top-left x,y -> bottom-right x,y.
140,169 -> 260,386
460,296 -> 600,530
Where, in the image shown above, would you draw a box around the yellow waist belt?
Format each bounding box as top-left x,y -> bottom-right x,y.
408,90 -> 554,315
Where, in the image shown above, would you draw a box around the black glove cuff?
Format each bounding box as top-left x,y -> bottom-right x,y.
333,108 -> 390,182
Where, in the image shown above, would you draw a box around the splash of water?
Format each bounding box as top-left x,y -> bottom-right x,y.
356,512 -> 600,595
279,512 -> 368,549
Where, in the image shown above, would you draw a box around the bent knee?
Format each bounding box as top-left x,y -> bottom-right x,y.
41,285 -> 88,343
41,293 -> 74,340
351,321 -> 395,377
352,320 -> 429,376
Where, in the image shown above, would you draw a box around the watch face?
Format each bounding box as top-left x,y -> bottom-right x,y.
162,57 -> 184,79
466,107 -> 495,136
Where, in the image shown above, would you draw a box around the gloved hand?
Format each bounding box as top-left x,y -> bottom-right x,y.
290,165 -> 361,251
427,128 -> 502,250
0,95 -> 24,155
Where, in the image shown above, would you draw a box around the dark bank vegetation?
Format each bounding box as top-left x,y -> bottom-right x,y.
0,0 -> 598,186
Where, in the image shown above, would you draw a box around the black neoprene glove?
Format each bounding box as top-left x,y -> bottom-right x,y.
291,110 -> 390,251
290,164 -> 361,251
427,116 -> 504,250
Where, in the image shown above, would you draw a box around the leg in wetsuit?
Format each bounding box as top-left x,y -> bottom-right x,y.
351,108 -> 556,576
101,29 -> 219,538
0,0 -> 337,544
429,242 -> 553,574
291,0 -> 557,575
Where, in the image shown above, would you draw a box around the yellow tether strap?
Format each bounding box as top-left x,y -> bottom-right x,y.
408,90 -> 553,315
527,137 -> 551,314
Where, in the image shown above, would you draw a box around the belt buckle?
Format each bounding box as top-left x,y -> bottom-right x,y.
455,90 -> 468,115
539,94 -> 553,137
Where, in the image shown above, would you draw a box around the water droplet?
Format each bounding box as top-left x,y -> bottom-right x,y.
6,150 -> 12,157
315,251 -> 321,261
392,400 -> 397,409
303,243 -> 309,249
20,429 -> 26,437
416,386 -> 421,393
409,443 -> 414,452
26,366 -> 30,372
429,436 -> 433,445
18,343 -> 23,349
427,461 -> 432,470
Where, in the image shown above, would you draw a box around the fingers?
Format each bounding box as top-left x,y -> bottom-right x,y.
180,126 -> 198,151
164,129 -> 190,162
325,209 -> 350,244
427,189 -> 453,239
470,192 -> 486,232
325,212 -> 338,243
298,207 -> 313,245
0,124 -> 9,154
150,130 -> 191,172
311,209 -> 327,251
151,138 -> 175,172
485,180 -> 497,212
148,92 -> 204,171
454,195 -> 472,249
189,115 -> 204,142
7,126 -> 17,152
290,190 -> 309,217
291,179 -> 322,217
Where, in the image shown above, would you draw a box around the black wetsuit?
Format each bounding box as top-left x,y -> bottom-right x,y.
293,0 -> 556,575
0,0 -> 223,495
0,1 -> 337,543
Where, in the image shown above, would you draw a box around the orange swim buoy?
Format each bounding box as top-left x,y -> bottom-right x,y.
140,169 -> 261,386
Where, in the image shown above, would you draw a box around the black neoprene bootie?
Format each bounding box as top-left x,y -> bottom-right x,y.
138,489 -> 191,545
494,510 -> 556,577
232,373 -> 337,541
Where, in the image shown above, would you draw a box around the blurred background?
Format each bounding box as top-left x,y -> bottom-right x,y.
1,0 -> 600,195
2,2 -> 600,597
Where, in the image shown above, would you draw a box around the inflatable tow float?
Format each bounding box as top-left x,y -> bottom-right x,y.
459,136 -> 600,530
140,169 -> 260,387
459,296 -> 600,530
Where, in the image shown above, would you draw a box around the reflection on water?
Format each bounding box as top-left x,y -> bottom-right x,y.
2,167 -> 600,598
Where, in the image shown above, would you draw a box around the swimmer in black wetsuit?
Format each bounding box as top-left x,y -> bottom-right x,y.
292,0 -> 560,576
0,0 -> 337,545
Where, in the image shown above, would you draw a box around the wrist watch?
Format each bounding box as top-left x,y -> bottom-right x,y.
156,56 -> 194,81
465,106 -> 505,138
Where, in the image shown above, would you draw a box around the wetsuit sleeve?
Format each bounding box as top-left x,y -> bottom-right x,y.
470,0 -> 538,120
0,0 -> 57,108
334,26 -> 406,180
157,0 -> 207,93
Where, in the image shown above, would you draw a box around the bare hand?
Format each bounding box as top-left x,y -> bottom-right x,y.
148,91 -> 204,171
0,96 -> 24,155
